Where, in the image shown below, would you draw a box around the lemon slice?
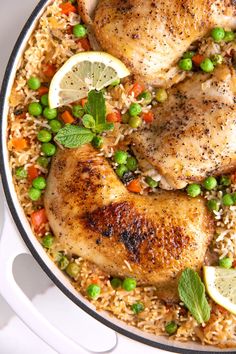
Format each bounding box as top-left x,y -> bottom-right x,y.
48,51 -> 130,108
204,266 -> 236,314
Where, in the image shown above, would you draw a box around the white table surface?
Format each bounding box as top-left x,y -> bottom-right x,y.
0,1 -> 170,353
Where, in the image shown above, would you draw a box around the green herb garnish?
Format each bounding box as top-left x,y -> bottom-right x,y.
178,268 -> 211,324
84,90 -> 114,133
85,90 -> 106,125
55,125 -> 94,148
56,90 -> 114,148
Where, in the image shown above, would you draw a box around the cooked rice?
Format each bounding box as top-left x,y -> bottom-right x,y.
7,0 -> 236,348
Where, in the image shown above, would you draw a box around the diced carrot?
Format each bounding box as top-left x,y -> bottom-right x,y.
192,54 -> 204,66
31,208 -> 48,234
43,64 -> 57,78
61,110 -> 75,124
128,83 -> 144,98
106,111 -> 121,123
231,171 -> 236,184
12,138 -> 27,151
233,260 -> 236,268
38,86 -> 49,96
59,2 -> 77,15
81,98 -> 88,107
142,111 -> 154,123
214,304 -> 228,315
77,38 -> 91,51
15,112 -> 26,120
127,179 -> 142,193
28,165 -> 40,182
91,278 -> 99,284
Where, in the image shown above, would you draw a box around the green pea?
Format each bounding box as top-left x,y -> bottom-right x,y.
49,119 -> 62,133
42,234 -> 54,249
116,164 -> 128,178
40,94 -> 49,106
203,176 -> 217,190
114,150 -> 128,164
219,257 -> 232,269
207,199 -> 220,212
137,91 -> 152,105
211,27 -> 225,42
126,156 -> 138,171
41,142 -> 56,156
92,136 -> 103,149
200,58 -> 214,73
165,321 -> 178,335
122,278 -> 136,291
69,0 -> 76,3
72,104 -> 84,118
182,51 -> 196,59
28,102 -> 43,116
224,31 -> 235,43
178,58 -> 192,71
155,88 -> 168,103
87,284 -> 101,299
66,262 -> 80,279
231,192 -> 236,204
222,193 -> 234,206
219,175 -> 231,187
27,77 -> 41,90
37,129 -> 52,143
211,54 -> 223,66
110,78 -> 120,86
28,187 -> 41,201
110,278 -> 122,289
122,113 -> 130,124
129,103 -> 142,117
131,302 -> 144,314
186,183 -> 201,197
15,167 -> 28,179
59,255 -> 70,270
128,116 -> 142,129
43,107 -> 58,120
55,251 -> 64,262
32,176 -> 47,190
73,24 -> 87,38
37,156 -> 50,168
145,176 -> 158,188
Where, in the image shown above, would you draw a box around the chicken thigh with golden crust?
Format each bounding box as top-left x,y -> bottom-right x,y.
44,145 -> 214,301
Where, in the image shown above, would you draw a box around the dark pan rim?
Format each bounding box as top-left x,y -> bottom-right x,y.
0,1 -> 232,353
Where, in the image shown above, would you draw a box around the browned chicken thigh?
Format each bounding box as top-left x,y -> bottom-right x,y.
131,65 -> 236,189
44,145 -> 214,301
91,0 -> 236,85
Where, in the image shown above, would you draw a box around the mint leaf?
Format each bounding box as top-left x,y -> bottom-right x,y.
82,114 -> 96,129
85,90 -> 106,125
95,123 -> 114,133
55,124 -> 94,148
178,268 -> 211,324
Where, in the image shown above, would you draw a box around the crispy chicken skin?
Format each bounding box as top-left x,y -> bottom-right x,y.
92,0 -> 236,85
131,65 -> 236,189
44,145 -> 214,300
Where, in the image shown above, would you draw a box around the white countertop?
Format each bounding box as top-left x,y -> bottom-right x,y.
0,2 -> 170,353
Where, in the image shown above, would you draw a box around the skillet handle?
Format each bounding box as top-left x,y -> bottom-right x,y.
0,204 -> 118,354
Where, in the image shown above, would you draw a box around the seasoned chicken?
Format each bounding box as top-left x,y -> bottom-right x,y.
131,65 -> 236,189
92,0 -> 236,85
44,144 -> 214,301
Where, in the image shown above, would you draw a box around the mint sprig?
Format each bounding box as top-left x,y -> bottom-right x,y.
55,90 -> 114,149
84,90 -> 114,133
178,268 -> 211,324
55,125 -> 94,148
